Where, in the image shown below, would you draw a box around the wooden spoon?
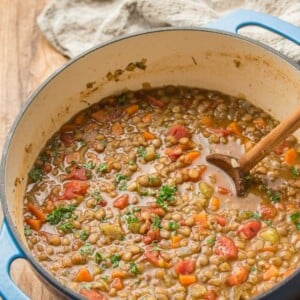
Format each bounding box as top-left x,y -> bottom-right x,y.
206,107 -> 300,196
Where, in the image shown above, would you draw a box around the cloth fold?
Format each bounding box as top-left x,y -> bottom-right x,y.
38,0 -> 300,61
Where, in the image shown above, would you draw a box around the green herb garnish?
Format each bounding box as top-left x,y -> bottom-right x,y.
96,163 -> 108,174
80,243 -> 94,256
290,166 -> 300,177
110,254 -> 121,268
29,167 -> 43,182
129,262 -> 140,275
152,216 -> 162,230
80,231 -> 89,241
94,252 -> 103,264
91,190 -> 103,204
46,205 -> 76,225
24,226 -> 31,236
83,160 -> 95,169
290,212 -> 300,230
156,185 -> 176,209
168,221 -> 179,231
137,146 -> 146,158
57,222 -> 73,233
206,236 -> 216,246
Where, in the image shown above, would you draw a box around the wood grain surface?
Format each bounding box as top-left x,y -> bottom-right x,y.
0,1 -> 67,299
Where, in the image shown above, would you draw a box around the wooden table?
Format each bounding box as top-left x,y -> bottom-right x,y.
0,1 -> 67,298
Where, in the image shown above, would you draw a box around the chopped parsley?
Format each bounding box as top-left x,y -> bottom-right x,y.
253,211 -> 261,220
29,167 -> 43,182
79,230 -> 89,241
94,252 -> 103,264
129,262 -> 140,275
117,94 -> 129,105
91,190 -> 103,204
126,212 -> 139,224
57,222 -> 73,233
96,163 -> 108,174
152,216 -> 162,229
290,212 -> 300,230
24,226 -> 31,236
261,185 -> 282,203
206,236 -> 216,246
156,185 -> 176,209
46,205 -> 76,225
137,146 -> 146,158
110,254 -> 121,268
83,160 -> 95,169
290,166 -> 300,177
80,243 -> 94,256
115,174 -> 128,190
168,221 -> 179,231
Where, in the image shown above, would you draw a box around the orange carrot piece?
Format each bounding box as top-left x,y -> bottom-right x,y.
125,104 -> 139,115
209,197 -> 220,211
178,274 -> 197,286
26,219 -> 43,231
27,203 -> 46,221
171,235 -> 182,248
227,122 -> 241,136
111,122 -> 124,136
194,213 -> 208,227
263,265 -> 279,280
184,151 -> 201,164
227,265 -> 249,286
284,148 -> 297,166
142,113 -> 152,123
111,278 -> 124,290
143,131 -> 156,140
91,110 -> 109,122
74,112 -> 87,125
200,116 -> 213,127
111,270 -> 127,278
74,268 -> 93,282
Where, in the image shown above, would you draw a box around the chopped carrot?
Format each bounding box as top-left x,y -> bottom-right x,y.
171,235 -> 182,248
111,270 -> 127,278
74,268 -> 92,282
200,116 -> 213,127
194,213 -> 208,227
27,202 -> 46,221
25,219 -> 43,231
284,148 -> 297,166
183,151 -> 200,164
125,104 -> 139,115
91,110 -> 109,122
178,274 -> 197,286
60,123 -> 77,133
44,200 -> 54,213
73,112 -> 87,125
282,268 -> 296,278
215,216 -> 227,227
111,277 -> 124,290
253,117 -> 266,129
227,265 -> 249,286
227,122 -> 241,135
263,265 -> 279,280
142,113 -> 152,123
111,122 -> 124,136
209,197 -> 220,211
143,131 -> 156,140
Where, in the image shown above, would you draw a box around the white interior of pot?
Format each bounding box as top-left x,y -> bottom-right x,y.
3,29 -> 300,241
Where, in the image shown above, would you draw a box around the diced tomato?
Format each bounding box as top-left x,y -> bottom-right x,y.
203,290 -> 218,300
165,145 -> 183,161
59,181 -> 89,200
60,132 -> 74,146
260,202 -> 277,220
141,204 -> 166,217
174,260 -> 195,275
208,127 -> 232,137
79,289 -> 107,300
167,125 -> 190,140
217,186 -> 231,195
66,167 -> 90,181
143,229 -> 161,244
147,96 -> 165,108
214,235 -> 238,259
144,247 -> 170,268
239,220 -> 261,240
113,194 -> 129,210
227,265 -> 249,286
215,216 -> 227,227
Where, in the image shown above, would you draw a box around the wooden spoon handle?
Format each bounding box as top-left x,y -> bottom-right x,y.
240,107 -> 300,173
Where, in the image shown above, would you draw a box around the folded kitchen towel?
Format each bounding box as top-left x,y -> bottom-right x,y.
38,0 -> 300,61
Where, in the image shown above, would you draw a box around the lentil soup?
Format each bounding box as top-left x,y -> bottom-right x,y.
23,86 -> 300,300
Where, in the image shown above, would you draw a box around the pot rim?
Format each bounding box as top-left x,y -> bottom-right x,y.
1,26 -> 299,300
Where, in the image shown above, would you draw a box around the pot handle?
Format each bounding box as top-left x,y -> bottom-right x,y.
207,9 -> 300,44
0,219 -> 30,300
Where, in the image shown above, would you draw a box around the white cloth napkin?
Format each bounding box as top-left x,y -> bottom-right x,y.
38,0 -> 300,62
